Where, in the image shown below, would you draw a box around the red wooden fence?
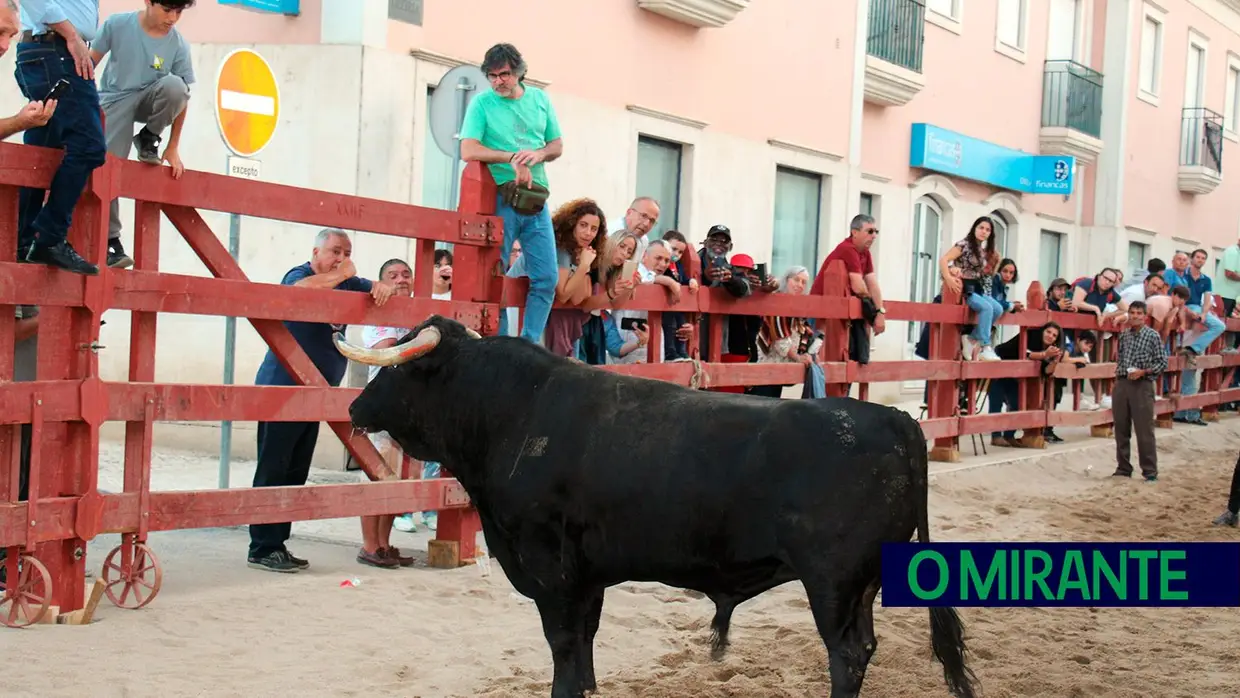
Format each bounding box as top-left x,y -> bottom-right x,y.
1,146 -> 1236,628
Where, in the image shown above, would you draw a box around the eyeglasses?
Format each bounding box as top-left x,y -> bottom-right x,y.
486,70 -> 515,82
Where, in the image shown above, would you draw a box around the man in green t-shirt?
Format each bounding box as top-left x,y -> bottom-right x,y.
460,43 -> 563,345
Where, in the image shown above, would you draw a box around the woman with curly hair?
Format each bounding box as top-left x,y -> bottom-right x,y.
541,198 -> 608,357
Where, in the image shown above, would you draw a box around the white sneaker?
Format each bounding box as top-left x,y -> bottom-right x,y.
979,347 -> 1001,362
1079,397 -> 1100,411
961,336 -> 978,360
393,514 -> 418,533
1100,396 -> 1112,410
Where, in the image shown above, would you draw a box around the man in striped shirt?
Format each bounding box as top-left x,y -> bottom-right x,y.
1112,301 -> 1168,482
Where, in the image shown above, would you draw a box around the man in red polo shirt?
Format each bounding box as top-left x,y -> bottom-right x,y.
811,214 -> 887,367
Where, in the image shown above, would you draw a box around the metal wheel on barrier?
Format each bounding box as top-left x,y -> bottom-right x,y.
0,552 -> 52,628
101,542 -> 163,610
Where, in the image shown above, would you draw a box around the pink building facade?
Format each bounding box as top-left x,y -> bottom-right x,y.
8,0 -> 1236,415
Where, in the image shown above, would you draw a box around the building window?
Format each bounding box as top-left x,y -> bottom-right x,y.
421,85 -> 459,211
1138,4 -> 1165,103
771,166 -> 822,276
996,0 -> 1027,52
989,211 -> 1013,259
909,196 -> 943,344
1226,57 -> 1240,136
1040,230 -> 1064,284
859,193 -> 875,218
927,0 -> 959,20
1127,241 -> 1148,276
635,136 -> 682,242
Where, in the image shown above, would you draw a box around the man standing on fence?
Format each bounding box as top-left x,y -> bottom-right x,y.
247,229 -> 395,573
1111,301 -> 1167,483
13,0 -> 107,275
460,43 -> 563,346
90,0 -> 196,269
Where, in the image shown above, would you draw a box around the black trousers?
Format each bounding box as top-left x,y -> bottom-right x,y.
1228,451 -> 1240,515
249,421 -> 320,557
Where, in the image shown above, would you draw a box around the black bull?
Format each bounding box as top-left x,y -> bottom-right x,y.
335,316 -> 979,698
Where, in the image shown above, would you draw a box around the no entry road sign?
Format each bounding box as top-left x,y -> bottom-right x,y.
214,49 -> 281,158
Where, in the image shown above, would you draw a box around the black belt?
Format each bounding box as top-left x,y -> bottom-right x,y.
19,31 -> 86,47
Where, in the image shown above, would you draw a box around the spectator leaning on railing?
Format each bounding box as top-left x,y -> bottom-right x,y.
541,198 -> 607,358
659,230 -> 698,361
610,239 -> 682,365
811,214 -> 885,387
356,258 -> 419,569
247,228 -> 395,574
612,196 -> 660,260
752,266 -> 818,398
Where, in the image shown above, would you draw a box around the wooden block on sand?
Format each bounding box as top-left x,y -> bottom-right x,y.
427,540 -> 463,569
37,605 -> 59,624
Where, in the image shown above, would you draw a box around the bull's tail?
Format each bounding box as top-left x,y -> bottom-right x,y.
912,416 -> 980,698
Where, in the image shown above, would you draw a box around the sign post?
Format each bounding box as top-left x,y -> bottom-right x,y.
428,64 -> 488,210
214,48 -> 281,489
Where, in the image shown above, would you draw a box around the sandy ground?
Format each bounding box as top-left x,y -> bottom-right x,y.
4,421 -> 1240,698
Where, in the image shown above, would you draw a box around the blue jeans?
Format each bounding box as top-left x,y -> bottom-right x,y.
1175,368 -> 1201,421
966,293 -> 1005,346
1186,304 -> 1226,355
13,41 -> 107,250
494,194 -> 557,344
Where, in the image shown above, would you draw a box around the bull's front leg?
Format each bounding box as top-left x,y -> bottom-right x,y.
534,592 -> 590,698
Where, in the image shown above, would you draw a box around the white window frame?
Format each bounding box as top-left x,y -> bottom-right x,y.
1225,53 -> 1240,141
771,165 -> 825,276
1137,2 -> 1167,106
634,135 -> 685,241
1127,241 -> 1149,275
994,0 -> 1029,63
1039,230 -> 1065,285
925,0 -> 963,35
1185,30 -> 1210,110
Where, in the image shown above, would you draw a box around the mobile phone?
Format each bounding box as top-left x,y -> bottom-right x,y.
755,263 -> 767,281
621,260 -> 638,280
620,317 -> 647,331
44,79 -> 70,102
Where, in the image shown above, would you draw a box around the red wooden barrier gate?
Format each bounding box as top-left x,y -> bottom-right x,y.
4,143 -> 1239,628
0,145 -> 503,627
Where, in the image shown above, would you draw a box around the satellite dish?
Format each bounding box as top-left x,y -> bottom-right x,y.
428,64 -> 489,159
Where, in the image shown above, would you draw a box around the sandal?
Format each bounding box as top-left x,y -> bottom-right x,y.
357,548 -> 399,569
384,546 -> 415,567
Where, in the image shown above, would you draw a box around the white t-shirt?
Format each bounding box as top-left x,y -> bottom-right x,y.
361,291 -> 450,382
1118,283 -> 1147,306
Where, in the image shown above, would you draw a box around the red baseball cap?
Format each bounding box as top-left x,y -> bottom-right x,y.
730,253 -> 755,269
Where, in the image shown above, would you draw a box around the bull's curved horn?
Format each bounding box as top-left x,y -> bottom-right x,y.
465,328 -> 482,340
333,326 -> 441,366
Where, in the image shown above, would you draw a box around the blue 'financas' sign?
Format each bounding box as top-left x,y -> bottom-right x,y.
216,0 -> 300,15
909,123 -> 1074,196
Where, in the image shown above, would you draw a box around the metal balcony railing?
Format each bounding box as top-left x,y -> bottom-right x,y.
867,0 -> 925,74
1181,107 -> 1224,173
1041,60 -> 1103,139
